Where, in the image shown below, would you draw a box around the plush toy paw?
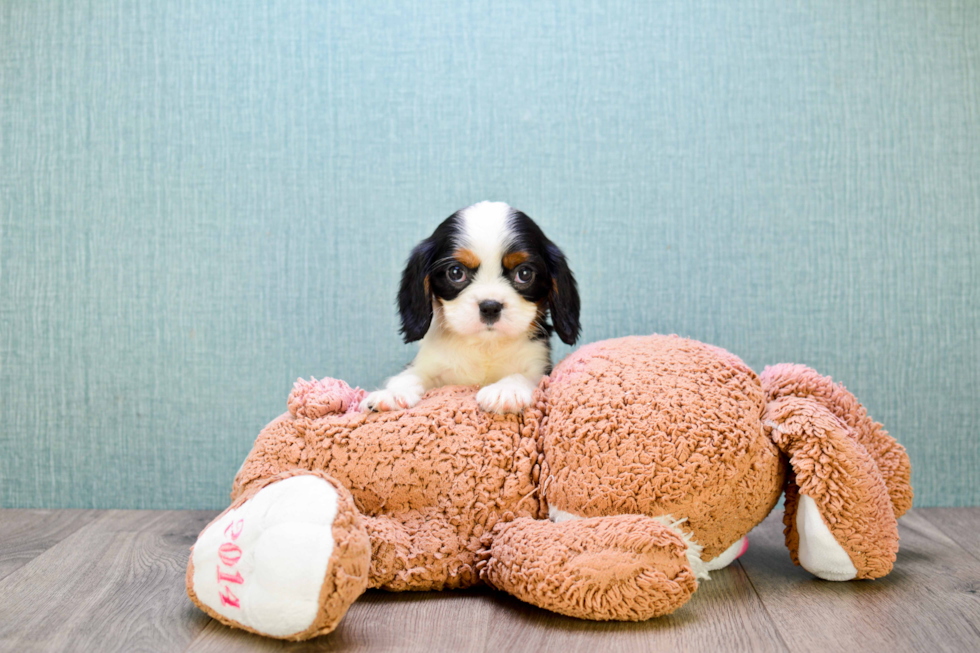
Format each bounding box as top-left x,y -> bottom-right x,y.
476,375 -> 535,414
187,474 -> 370,640
795,495 -> 858,581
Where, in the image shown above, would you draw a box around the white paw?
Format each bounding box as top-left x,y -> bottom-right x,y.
796,494 -> 858,581
191,476 -> 339,638
359,386 -> 422,412
477,377 -> 534,414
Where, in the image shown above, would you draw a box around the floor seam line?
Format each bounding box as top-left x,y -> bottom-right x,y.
736,558 -> 794,653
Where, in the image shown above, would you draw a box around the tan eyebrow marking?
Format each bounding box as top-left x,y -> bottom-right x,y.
455,248 -> 481,269
502,251 -> 529,269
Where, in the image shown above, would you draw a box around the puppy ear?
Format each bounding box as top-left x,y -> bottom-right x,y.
545,243 -> 581,345
397,240 -> 436,343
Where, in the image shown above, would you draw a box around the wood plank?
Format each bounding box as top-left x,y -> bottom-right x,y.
482,560 -> 787,653
186,545 -> 786,652
0,509 -> 100,581
918,508 -> 980,563
0,509 -> 219,653
2,509 -> 976,651
738,509 -> 980,653
185,587 -> 493,653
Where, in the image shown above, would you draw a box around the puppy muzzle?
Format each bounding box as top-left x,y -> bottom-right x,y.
478,300 -> 504,325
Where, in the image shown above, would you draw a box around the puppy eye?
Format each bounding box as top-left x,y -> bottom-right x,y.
514,265 -> 534,284
447,265 -> 467,284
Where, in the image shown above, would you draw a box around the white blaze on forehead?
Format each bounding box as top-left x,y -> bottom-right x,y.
437,200 -> 537,341
455,201 -> 515,274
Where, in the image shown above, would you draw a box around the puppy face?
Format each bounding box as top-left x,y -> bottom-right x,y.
398,201 -> 580,346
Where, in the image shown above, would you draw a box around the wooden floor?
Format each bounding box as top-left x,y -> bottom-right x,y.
0,509 -> 978,653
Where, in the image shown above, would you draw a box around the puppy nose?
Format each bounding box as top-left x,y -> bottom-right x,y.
479,300 -> 504,324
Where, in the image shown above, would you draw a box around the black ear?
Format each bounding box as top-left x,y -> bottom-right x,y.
397,240 -> 436,343
545,243 -> 580,345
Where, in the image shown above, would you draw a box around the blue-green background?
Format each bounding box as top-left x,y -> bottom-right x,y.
2,1 -> 977,509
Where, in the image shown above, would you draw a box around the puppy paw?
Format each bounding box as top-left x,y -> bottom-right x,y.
359,387 -> 422,412
477,377 -> 535,414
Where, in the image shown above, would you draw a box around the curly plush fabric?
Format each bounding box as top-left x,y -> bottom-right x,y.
544,336 -> 784,560
480,515 -> 698,620
760,364 -> 913,518
186,470 -> 371,641
186,334 -> 912,640
760,364 -> 912,579
235,384 -> 544,591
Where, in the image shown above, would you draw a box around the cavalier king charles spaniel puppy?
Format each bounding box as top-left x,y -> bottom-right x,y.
360,201 -> 580,414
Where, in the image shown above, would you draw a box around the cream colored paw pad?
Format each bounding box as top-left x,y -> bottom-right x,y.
796,494 -> 858,581
192,476 -> 339,637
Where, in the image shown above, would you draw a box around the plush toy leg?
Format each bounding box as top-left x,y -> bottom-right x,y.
360,513 -> 478,591
186,470 -> 371,641
765,396 -> 899,580
761,363 -> 913,518
478,515 -> 699,620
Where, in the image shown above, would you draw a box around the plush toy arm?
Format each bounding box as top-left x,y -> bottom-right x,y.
477,515 -> 698,620
764,396 -> 899,580
360,512 -> 480,591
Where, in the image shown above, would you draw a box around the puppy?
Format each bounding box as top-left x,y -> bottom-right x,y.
360,201 -> 580,414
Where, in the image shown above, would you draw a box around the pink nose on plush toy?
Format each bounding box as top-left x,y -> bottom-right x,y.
288,377 -> 367,418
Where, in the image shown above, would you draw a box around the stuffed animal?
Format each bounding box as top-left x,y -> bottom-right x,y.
185,335 -> 912,640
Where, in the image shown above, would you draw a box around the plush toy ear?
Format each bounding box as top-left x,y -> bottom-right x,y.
545,243 -> 580,345
397,240 -> 436,343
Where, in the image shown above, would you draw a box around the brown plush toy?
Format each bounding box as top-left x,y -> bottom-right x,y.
186,335 -> 912,640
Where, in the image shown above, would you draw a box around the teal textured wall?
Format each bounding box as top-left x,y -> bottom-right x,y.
1,0 -> 977,509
